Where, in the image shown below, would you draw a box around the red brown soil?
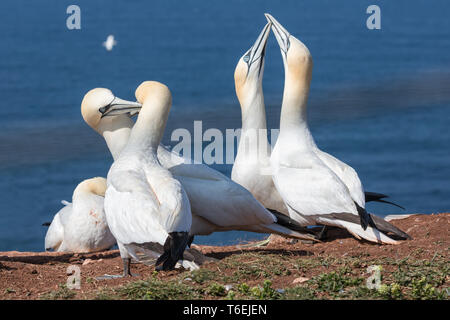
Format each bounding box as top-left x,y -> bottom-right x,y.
0,213 -> 448,299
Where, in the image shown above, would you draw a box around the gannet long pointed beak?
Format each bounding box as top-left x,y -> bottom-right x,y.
100,97 -> 142,118
244,22 -> 271,78
264,13 -> 290,56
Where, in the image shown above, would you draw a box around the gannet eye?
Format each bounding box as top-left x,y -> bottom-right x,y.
99,105 -> 111,114
243,54 -> 250,63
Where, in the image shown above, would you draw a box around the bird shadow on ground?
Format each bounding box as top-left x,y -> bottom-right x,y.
316,227 -> 356,242
0,251 -> 120,265
0,262 -> 16,271
204,248 -> 314,260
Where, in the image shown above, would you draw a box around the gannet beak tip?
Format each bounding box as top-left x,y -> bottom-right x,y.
100,97 -> 142,118
264,14 -> 290,54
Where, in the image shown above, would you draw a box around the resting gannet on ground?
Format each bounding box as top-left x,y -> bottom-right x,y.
101,81 -> 193,276
44,177 -> 116,252
81,90 -> 317,245
264,13 -> 410,244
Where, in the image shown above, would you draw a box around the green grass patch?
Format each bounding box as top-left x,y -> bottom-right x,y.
40,284 -> 76,300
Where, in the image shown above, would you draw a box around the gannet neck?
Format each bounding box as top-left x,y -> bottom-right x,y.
278,38 -> 314,148
96,115 -> 133,160
73,177 -> 107,200
280,61 -> 312,131
240,87 -> 267,132
129,81 -> 172,152
236,86 -> 271,162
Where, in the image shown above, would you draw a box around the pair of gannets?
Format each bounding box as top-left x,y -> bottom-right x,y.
232,14 -> 410,244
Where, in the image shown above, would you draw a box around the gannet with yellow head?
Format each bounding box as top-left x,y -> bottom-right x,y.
81,88 -> 141,160
44,177 -> 116,252
102,81 -> 193,275
232,22 -> 289,217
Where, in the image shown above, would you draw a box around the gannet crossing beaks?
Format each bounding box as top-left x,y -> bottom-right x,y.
99,97 -> 142,118
264,13 -> 290,56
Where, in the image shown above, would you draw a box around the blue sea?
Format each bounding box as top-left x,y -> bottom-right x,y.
0,0 -> 449,251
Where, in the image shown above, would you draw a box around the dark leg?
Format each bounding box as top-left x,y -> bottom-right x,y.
318,226 -> 328,240
96,258 -> 139,280
122,258 -> 132,277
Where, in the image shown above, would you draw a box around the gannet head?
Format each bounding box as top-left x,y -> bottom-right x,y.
264,13 -> 312,82
81,88 -> 142,132
134,81 -> 172,119
234,22 -> 271,106
134,80 -> 172,105
73,177 -> 107,199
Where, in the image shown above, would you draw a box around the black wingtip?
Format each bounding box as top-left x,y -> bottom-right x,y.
42,222 -> 51,227
268,209 -> 316,236
155,232 -> 189,271
187,235 -> 195,248
369,214 -> 412,240
373,199 -> 406,210
364,191 -> 388,202
364,191 -> 405,210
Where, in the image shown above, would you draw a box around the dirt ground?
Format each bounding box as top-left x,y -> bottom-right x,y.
0,213 -> 448,300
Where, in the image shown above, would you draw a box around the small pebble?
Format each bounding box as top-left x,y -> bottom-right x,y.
82,259 -> 93,266
292,277 -> 309,284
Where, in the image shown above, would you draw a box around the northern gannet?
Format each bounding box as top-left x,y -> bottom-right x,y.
265,13 -> 410,243
102,81 -> 192,275
44,177 -> 116,252
231,22 -> 289,216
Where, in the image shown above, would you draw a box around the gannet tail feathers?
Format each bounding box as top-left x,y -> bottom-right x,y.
369,214 -> 412,240
155,232 -> 190,271
338,220 -> 400,245
321,212 -> 402,244
365,192 -> 405,210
